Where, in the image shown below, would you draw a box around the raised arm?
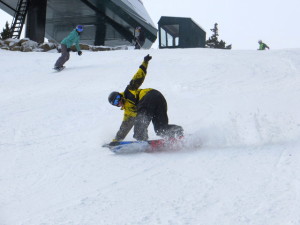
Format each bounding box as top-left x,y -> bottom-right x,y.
127,54 -> 152,90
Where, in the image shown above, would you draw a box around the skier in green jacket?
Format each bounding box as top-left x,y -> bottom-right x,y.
258,40 -> 270,50
54,25 -> 83,71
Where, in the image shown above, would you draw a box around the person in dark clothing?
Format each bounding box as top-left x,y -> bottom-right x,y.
258,40 -> 270,50
54,25 -> 83,71
134,26 -> 146,49
108,55 -> 183,142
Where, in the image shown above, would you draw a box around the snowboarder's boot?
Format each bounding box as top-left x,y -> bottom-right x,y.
161,125 -> 184,139
54,66 -> 65,72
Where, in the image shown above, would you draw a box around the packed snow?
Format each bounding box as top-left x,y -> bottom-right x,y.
0,47 -> 300,225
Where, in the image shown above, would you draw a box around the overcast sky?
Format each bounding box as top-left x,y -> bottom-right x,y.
0,10 -> 11,32
1,0 -> 300,50
143,0 -> 300,50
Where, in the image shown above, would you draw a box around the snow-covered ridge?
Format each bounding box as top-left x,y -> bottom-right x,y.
0,48 -> 300,225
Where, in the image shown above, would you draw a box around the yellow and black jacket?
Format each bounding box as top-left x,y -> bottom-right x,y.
114,60 -> 153,141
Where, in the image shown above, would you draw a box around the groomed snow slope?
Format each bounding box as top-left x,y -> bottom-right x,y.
0,48 -> 300,225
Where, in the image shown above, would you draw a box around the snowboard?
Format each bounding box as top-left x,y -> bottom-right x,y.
103,137 -> 184,154
53,66 -> 65,72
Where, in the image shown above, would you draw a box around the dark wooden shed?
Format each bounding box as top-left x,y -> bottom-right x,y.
158,16 -> 206,49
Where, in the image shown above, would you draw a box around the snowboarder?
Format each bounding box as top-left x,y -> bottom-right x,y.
54,25 -> 83,71
133,26 -> 145,49
108,54 -> 183,143
258,40 -> 270,50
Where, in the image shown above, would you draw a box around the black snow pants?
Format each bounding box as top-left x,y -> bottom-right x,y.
133,89 -> 183,141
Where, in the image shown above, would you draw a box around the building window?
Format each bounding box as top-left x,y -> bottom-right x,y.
160,24 -> 179,48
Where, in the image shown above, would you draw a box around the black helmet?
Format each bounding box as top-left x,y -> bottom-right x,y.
108,91 -> 121,106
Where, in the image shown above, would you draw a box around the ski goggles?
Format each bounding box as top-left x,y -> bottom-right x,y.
113,94 -> 122,106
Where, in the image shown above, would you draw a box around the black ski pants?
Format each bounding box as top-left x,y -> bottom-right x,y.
133,90 -> 183,141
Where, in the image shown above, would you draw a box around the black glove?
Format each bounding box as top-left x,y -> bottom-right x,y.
78,51 -> 82,56
109,141 -> 119,146
144,54 -> 152,62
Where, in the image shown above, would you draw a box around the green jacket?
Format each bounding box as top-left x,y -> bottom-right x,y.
61,29 -> 81,51
258,42 -> 269,50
